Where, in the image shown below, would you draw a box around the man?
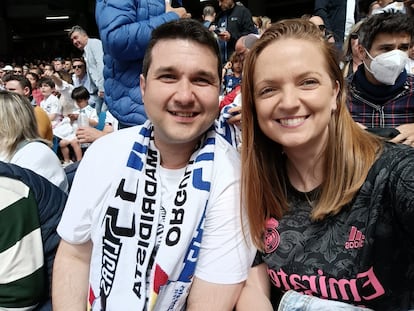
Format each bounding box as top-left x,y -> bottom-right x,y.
202,5 -> 216,29
347,12 -> 414,146
215,0 -> 256,64
13,65 -> 23,75
314,0 -> 359,49
3,74 -> 53,141
69,25 -> 105,114
95,0 -> 188,128
71,57 -> 102,110
53,57 -> 65,72
52,19 -> 254,310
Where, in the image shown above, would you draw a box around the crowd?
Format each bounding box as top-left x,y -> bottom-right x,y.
1,0 -> 414,310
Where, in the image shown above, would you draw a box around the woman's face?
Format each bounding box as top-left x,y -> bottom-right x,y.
253,38 -> 339,155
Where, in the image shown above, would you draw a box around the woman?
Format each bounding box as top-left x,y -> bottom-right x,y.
0,91 -> 68,192
25,71 -> 44,105
237,19 -> 414,310
341,21 -> 364,81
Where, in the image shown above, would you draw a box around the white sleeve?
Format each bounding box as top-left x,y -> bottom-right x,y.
57,129 -> 135,244
194,140 -> 256,284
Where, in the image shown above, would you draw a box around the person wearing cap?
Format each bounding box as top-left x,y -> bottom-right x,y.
2,65 -> 13,75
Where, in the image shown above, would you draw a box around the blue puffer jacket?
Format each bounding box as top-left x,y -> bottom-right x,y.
96,0 -> 180,127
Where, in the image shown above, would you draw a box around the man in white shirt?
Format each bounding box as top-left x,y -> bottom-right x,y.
52,19 -> 254,310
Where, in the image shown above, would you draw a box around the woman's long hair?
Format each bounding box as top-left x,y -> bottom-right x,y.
241,19 -> 383,249
0,90 -> 46,160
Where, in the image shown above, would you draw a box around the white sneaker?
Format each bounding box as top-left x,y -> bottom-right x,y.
62,160 -> 74,168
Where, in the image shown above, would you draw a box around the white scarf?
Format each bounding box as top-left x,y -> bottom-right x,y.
89,120 -> 219,310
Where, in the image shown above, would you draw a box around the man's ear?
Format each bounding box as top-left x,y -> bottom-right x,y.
23,86 -> 31,97
358,44 -> 367,59
140,74 -> 146,99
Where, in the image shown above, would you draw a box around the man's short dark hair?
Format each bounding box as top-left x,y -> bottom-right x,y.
142,19 -> 222,80
359,12 -> 414,50
2,74 -> 32,94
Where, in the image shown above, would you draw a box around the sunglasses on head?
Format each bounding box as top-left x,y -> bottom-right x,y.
73,65 -> 84,69
318,24 -> 326,31
350,33 -> 359,40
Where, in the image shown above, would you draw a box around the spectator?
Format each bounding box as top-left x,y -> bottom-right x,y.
39,77 -> 62,128
13,65 -> 23,75
236,18 -> 414,310
260,16 -> 272,33
70,57 -> 101,110
58,86 -> 98,166
371,0 -> 407,14
0,161 -> 67,311
68,25 -> 105,114
3,74 -> 53,142
52,19 -> 254,310
26,71 -> 44,105
0,90 -> 68,192
42,63 -> 54,77
95,0 -> 188,128
222,51 -> 243,95
202,5 -> 217,29
314,0 -> 359,50
346,12 -> 414,144
64,58 -> 73,74
53,57 -> 65,72
216,0 -> 257,64
341,20 -> 364,80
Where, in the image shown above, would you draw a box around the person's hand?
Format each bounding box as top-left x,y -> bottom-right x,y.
224,61 -> 232,70
165,3 -> 190,19
98,90 -> 104,98
218,30 -> 231,42
227,105 -> 242,126
76,127 -> 104,144
391,123 -> 414,147
68,113 -> 79,122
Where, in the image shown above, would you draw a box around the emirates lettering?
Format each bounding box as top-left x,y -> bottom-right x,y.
268,267 -> 385,303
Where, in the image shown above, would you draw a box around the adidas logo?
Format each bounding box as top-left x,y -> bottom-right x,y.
345,226 -> 365,249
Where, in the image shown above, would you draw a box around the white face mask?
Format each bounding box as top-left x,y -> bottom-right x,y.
364,49 -> 408,85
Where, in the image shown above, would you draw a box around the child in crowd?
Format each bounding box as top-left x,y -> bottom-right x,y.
222,52 -> 243,95
39,77 -> 62,128
58,86 -> 98,166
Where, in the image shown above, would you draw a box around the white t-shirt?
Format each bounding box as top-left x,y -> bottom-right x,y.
40,94 -> 62,127
0,141 -> 68,192
57,126 -> 255,306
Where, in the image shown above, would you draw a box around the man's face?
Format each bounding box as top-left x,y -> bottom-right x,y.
13,67 -> 23,75
218,0 -> 235,11
54,60 -> 64,72
70,31 -> 88,50
43,65 -> 54,77
72,61 -> 86,78
64,61 -> 72,71
140,39 -> 220,155
5,80 -> 30,97
362,32 -> 410,84
366,32 -> 410,59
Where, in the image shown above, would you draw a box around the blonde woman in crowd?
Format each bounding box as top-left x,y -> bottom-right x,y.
0,90 -> 68,192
